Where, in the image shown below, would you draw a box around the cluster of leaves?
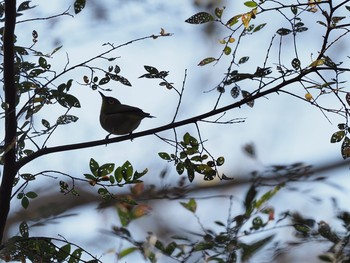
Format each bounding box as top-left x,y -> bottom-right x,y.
0,222 -> 99,262
330,122 -> 350,159
139,65 -> 174,90
83,63 -> 132,90
158,133 -> 227,182
114,183 -> 281,263
289,210 -> 350,262
80,158 -> 148,199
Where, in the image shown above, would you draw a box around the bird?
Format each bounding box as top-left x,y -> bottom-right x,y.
98,91 -> 154,136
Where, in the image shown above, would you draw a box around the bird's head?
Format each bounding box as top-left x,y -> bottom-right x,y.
99,91 -> 121,114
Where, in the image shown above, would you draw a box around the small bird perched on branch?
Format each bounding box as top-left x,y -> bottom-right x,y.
98,91 -> 154,136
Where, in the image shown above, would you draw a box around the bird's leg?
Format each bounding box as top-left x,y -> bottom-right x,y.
104,133 -> 111,146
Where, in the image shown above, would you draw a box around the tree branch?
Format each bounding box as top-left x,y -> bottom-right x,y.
0,0 -> 18,244
16,67 -> 318,170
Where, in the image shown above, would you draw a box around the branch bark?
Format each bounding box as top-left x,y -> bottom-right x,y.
0,0 -> 18,244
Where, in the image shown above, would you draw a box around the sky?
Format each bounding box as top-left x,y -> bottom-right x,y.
2,0 -> 350,262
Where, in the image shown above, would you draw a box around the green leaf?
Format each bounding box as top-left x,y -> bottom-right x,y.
19,222 -> 29,238
122,161 -> 133,182
330,130 -> 345,143
241,235 -> 274,261
26,191 -> 38,199
115,167 -> 123,183
29,69 -> 44,77
176,162 -> 185,175
38,57 -> 47,69
216,156 -> 225,166
98,163 -> 115,177
185,12 -> 214,24
57,244 -> 71,261
253,23 -> 266,33
198,57 -> 217,66
291,5 -> 298,15
341,136 -> 350,159
69,248 -> 82,263
244,1 -> 258,8
118,247 -> 138,259
74,0 -> 86,14
215,7 -> 224,19
158,152 -> 171,160
89,158 -> 99,176
21,196 -> 29,209
223,46 -> 231,55
180,198 -> 197,213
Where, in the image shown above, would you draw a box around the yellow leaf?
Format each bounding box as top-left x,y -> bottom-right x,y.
228,37 -> 235,43
309,59 -> 325,67
218,39 -> 226,44
305,93 -> 313,101
242,12 -> 252,28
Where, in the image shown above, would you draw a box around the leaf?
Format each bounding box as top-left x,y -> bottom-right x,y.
198,57 -> 217,66
26,191 -> 38,199
215,7 -> 224,18
346,93 -> 350,106
330,130 -> 345,143
122,161 -> 133,182
241,235 -> 275,261
291,58 -> 301,69
253,23 -> 266,33
158,152 -> 171,160
144,65 -> 159,74
41,119 -> 50,128
21,196 -> 29,209
18,1 -> 35,11
19,222 -> 29,238
38,57 -> 47,69
346,6 -> 350,12
341,136 -> 350,159
238,56 -> 249,64
56,115 -> 79,125
223,46 -> 231,55
226,14 -> 242,27
291,5 -> 298,15
242,90 -> 254,107
89,158 -> 99,176
69,248 -> 82,263
118,247 -> 138,259
276,28 -> 292,36
244,1 -> 258,7
180,198 -> 197,213
185,12 -> 214,24
74,0 -> 86,14
231,86 -> 240,98
241,12 -> 252,28
98,163 -> 115,177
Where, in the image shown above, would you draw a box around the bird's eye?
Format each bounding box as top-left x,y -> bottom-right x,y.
107,98 -> 115,104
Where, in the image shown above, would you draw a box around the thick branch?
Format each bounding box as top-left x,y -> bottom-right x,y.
17,67 -> 317,170
0,0 -> 18,244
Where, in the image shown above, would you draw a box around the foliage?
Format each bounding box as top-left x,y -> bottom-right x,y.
1,0 -> 350,262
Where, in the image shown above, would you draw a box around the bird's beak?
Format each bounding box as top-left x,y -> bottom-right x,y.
98,91 -> 105,98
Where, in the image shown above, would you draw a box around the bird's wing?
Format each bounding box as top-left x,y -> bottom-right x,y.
113,104 -> 151,117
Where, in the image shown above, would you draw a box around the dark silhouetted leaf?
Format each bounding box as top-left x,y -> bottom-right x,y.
185,12 -> 214,24
330,130 -> 345,143
198,57 -> 217,66
74,0 -> 86,14
276,28 -> 292,36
